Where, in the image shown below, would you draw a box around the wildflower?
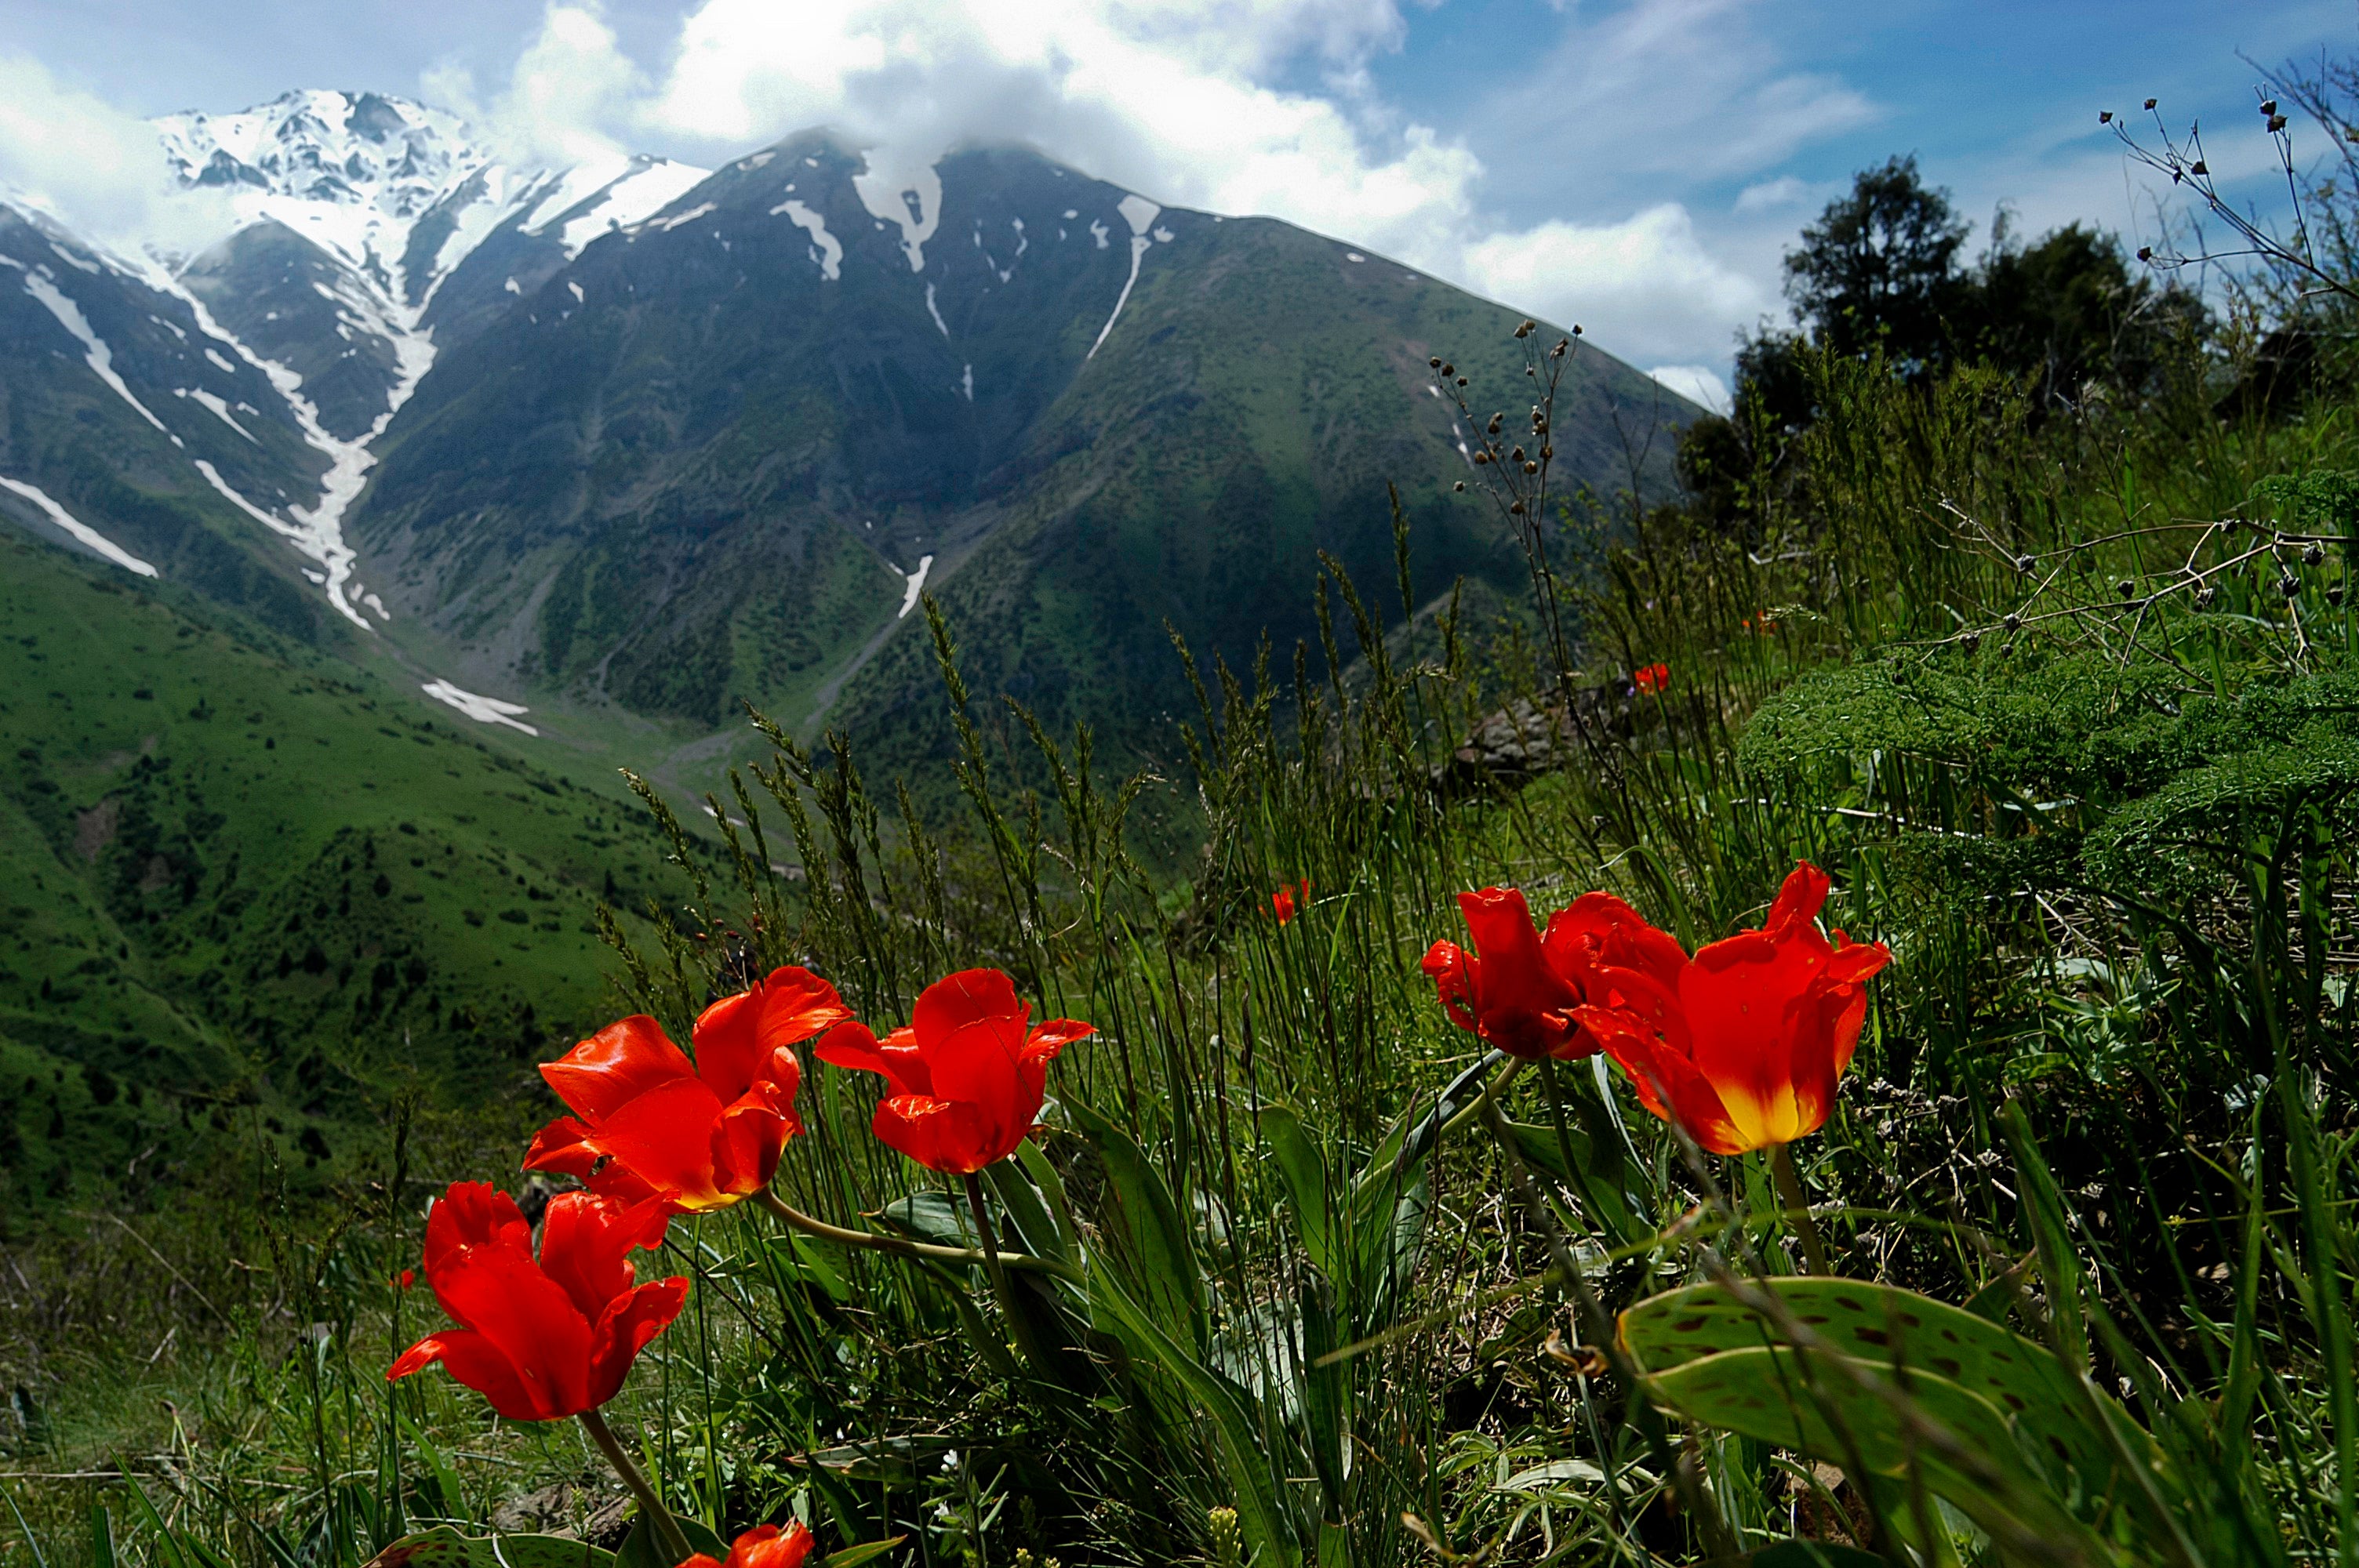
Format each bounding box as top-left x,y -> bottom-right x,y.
1422,887 -> 1595,1060
676,1523 -> 816,1568
1632,662 -> 1670,695
1571,862 -> 1890,1155
1272,878 -> 1311,924
387,1182 -> 685,1421
816,969 -> 1093,1174
524,967 -> 850,1213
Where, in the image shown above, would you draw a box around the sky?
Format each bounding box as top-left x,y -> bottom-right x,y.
2,0 -> 2352,405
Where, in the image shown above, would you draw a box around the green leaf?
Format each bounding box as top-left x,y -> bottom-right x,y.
1088,1265 -> 1303,1568
1262,1105 -> 1339,1281
1645,1345 -> 2110,1563
1621,1277 -> 2125,1503
615,1515 -> 725,1568
818,1540 -> 905,1568
1070,1098 -> 1205,1348
878,1189 -> 981,1250
364,1529 -> 619,1568
1736,1543 -> 1888,1568
983,1157 -> 1067,1265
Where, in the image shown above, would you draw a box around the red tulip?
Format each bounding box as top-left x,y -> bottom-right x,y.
815,968 -> 1093,1174
1632,662 -> 1670,695
387,1181 -> 685,1421
1421,887 -> 1595,1060
1572,862 -> 1890,1154
677,1523 -> 816,1568
524,967 -> 850,1212
1272,878 -> 1311,924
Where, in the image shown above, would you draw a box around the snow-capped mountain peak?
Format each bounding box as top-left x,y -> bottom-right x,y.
156,89 -> 482,220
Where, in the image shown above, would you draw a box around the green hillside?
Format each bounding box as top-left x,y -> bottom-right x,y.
0,529 -> 686,1224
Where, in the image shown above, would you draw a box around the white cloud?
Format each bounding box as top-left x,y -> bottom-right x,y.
1735,176 -> 1814,213
447,0 -> 1787,366
1648,364 -> 1732,415
0,53 -> 229,257
1458,205 -> 1772,367
427,5 -> 641,169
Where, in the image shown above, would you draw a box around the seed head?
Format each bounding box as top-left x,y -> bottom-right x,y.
1457,376 -> 1469,387
1571,324 -> 1583,337
2190,159 -> 2208,175
1539,445 -> 1553,460
2099,111 -> 2114,125
1961,632 -> 1980,654
2303,542 -> 2324,566
2117,579 -> 2135,600
2281,572 -> 2302,597
2137,245 -> 2154,261
1509,500 -> 1526,515
1487,414 -> 1503,434
2330,582 -> 2346,607
1473,451 -> 1490,465
1510,446 -> 1526,463
2144,97 -> 2157,110
2015,553 -> 2036,575
2003,612 -> 2022,633
1453,480 -> 1466,492
2196,584 -> 2216,609
2270,114 -> 2288,133
1440,363 -> 1455,378
2261,99 -> 2278,116
1429,357 -> 1441,368
1523,461 -> 1539,474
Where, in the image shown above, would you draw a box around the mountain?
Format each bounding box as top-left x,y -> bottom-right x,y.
2,93 -> 1693,778
345,132 -> 1692,768
0,87 -> 1696,1207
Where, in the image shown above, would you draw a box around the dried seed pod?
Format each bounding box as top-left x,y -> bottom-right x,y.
1523,461 -> 1539,474
2016,553 -> 2036,575
2281,572 -> 2302,597
2190,159 -> 2208,175
2099,111 -> 2114,124
2303,542 -> 2324,566
1473,451 -> 1490,465
1429,356 -> 1441,368
1453,481 -> 1466,492
2004,612 -> 2022,633
2144,97 -> 2157,110
1961,632 -> 1981,653
1539,445 -> 1553,460
2196,584 -> 2216,608
2261,99 -> 2278,115
2137,245 -> 2154,261
1509,500 -> 1525,515
1457,376 -> 1469,387
2270,114 -> 2288,132
2117,579 -> 2135,599
2329,582 -> 2346,607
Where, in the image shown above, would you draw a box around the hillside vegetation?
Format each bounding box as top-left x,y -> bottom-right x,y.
5,79 -> 2359,1568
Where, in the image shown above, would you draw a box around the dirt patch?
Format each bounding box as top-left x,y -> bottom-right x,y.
73,798 -> 119,862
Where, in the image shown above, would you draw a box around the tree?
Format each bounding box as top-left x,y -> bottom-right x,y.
1784,154 -> 1969,372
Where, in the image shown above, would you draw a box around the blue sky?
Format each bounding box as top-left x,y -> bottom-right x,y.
4,0 -> 2350,398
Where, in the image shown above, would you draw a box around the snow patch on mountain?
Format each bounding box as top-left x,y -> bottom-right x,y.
537,158 -> 709,258
853,160 -> 941,273
176,387 -> 256,442
772,199 -> 842,281
20,267 -> 181,444
420,679 -> 537,735
0,474 -> 157,577
1088,197 -> 1165,361
898,554 -> 935,618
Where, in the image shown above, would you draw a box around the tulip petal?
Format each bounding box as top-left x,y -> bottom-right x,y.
1578,1004 -> 1750,1155
388,1330 -> 559,1422
536,1191 -> 671,1323
694,967 -> 849,1102
587,1276 -> 690,1407
542,1016 -> 693,1123
423,1181 -> 531,1279
423,1237 -> 595,1417
814,1021 -> 932,1098
724,1523 -> 817,1568
873,1092 -> 994,1175
911,970 -> 1034,1157
1452,887 -> 1587,1059
562,1076 -> 735,1210
519,1116 -> 600,1181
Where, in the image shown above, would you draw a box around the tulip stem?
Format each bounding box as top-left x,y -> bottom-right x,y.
580,1405 -> 692,1565
1438,1055 -> 1525,1142
753,1187 -> 1079,1282
1769,1142 -> 1831,1275
962,1171 -> 1017,1306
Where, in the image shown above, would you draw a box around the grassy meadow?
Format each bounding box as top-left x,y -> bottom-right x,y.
5,120 -> 2359,1568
